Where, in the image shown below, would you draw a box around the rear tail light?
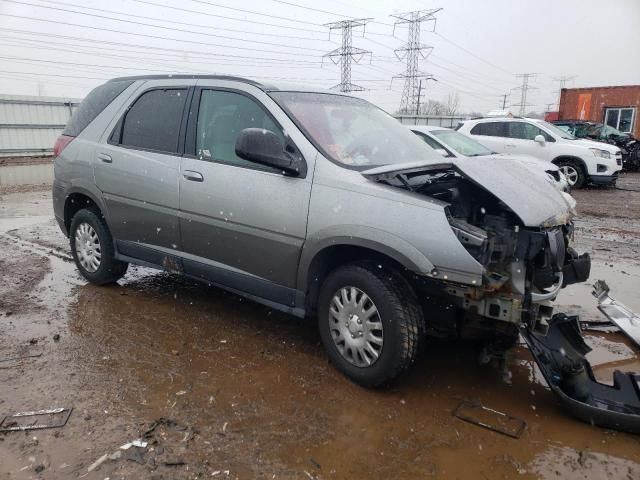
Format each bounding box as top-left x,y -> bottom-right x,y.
53,134 -> 75,157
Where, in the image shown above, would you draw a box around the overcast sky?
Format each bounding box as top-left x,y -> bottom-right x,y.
1,0 -> 639,114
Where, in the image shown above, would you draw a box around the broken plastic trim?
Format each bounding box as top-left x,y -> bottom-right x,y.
593,280 -> 640,348
522,314 -> 640,433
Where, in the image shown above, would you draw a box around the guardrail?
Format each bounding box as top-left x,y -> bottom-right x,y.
394,114 -> 468,128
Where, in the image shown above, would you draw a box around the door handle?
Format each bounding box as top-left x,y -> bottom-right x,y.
183,170 -> 204,182
98,153 -> 112,163
505,144 -> 516,148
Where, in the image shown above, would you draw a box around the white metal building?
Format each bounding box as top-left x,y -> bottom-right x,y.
0,94 -> 81,157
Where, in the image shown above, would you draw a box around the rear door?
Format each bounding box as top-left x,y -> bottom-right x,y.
94,80 -> 193,264
467,121 -> 508,153
178,82 -> 315,306
504,121 -> 553,161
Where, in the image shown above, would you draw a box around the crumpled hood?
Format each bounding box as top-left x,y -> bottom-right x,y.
362,157 -> 575,227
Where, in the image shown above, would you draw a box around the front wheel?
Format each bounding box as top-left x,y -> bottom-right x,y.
70,208 -> 128,285
317,263 -> 423,388
556,159 -> 586,188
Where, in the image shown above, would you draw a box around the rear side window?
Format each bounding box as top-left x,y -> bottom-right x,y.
120,89 -> 188,154
470,122 -> 507,137
63,80 -> 132,136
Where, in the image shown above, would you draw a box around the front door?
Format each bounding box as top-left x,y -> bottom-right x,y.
179,86 -> 313,306
94,84 -> 191,262
504,121 -> 553,161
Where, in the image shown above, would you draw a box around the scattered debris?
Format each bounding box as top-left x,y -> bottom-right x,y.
593,280 -> 640,348
34,464 -> 45,473
0,407 -> 72,432
53,334 -> 60,341
522,313 -> 640,433
164,460 -> 186,466
453,400 -> 526,439
125,446 -> 146,465
87,454 -> 109,473
120,439 -> 148,450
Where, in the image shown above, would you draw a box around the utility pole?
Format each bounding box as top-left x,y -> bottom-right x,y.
391,9 -> 441,114
323,19 -> 372,92
512,73 -> 537,116
499,93 -> 509,110
552,75 -> 575,110
415,79 -> 423,115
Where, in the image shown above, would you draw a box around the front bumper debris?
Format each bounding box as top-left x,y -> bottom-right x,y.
522,313 -> 640,433
593,280 -> 640,348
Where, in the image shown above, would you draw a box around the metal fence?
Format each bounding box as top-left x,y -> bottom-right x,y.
394,114 -> 468,128
0,94 -> 81,157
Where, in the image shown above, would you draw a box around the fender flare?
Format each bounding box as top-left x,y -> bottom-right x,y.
296,225 -> 435,292
64,180 -> 110,228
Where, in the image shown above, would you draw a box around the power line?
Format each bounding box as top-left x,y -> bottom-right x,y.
1,0 -> 327,53
32,0 -> 333,42
323,19 -> 373,92
1,28 -> 323,65
391,9 -> 441,113
434,32 -> 512,75
0,12 -> 323,58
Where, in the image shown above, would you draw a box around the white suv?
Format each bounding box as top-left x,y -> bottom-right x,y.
457,117 -> 623,188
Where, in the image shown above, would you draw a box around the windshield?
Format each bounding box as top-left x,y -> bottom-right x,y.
597,124 -> 626,138
430,129 -> 494,157
536,120 -> 576,140
270,91 -> 441,167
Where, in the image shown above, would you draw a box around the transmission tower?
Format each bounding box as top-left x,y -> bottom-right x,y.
391,9 -> 441,114
552,75 -> 575,109
511,73 -> 538,116
323,19 -> 372,92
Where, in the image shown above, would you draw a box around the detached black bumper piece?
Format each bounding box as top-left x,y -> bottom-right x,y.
522,314 -> 640,434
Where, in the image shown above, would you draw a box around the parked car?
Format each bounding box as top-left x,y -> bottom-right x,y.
552,120 -> 640,171
409,125 -> 570,192
457,117 -> 623,188
53,75 -> 589,389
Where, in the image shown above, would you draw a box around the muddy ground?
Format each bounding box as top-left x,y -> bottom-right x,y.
1,175 -> 640,479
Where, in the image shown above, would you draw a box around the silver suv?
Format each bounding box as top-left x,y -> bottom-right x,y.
53,75 -> 590,388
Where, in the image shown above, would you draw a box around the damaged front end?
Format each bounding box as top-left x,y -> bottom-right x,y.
364,160 -> 640,433
363,160 -> 590,338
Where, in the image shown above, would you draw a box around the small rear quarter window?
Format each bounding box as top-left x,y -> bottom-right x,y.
63,80 -> 133,137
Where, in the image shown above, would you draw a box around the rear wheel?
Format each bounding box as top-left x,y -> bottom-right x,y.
70,208 -> 128,284
317,263 -> 423,388
556,159 -> 586,188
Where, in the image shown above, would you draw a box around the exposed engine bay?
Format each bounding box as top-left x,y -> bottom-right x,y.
379,165 -> 590,336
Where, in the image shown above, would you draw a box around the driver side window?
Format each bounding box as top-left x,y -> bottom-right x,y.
196,90 -> 284,172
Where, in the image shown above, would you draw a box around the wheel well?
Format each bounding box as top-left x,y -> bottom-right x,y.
552,156 -> 587,175
305,245 -> 413,314
64,193 -> 100,232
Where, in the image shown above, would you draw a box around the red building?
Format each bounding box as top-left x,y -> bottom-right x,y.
558,85 -> 640,138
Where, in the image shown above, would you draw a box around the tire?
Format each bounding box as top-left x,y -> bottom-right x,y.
317,262 -> 423,388
556,159 -> 586,189
70,208 -> 128,285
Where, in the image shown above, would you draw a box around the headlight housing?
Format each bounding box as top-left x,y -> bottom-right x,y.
589,148 -> 611,159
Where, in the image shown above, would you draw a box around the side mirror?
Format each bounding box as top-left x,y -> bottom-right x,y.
534,134 -> 546,144
235,128 -> 303,176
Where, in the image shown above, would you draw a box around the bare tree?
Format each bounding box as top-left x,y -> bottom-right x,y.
421,99 -> 445,115
444,93 -> 460,116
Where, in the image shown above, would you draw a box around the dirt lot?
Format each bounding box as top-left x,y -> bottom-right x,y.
1,175 -> 640,479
